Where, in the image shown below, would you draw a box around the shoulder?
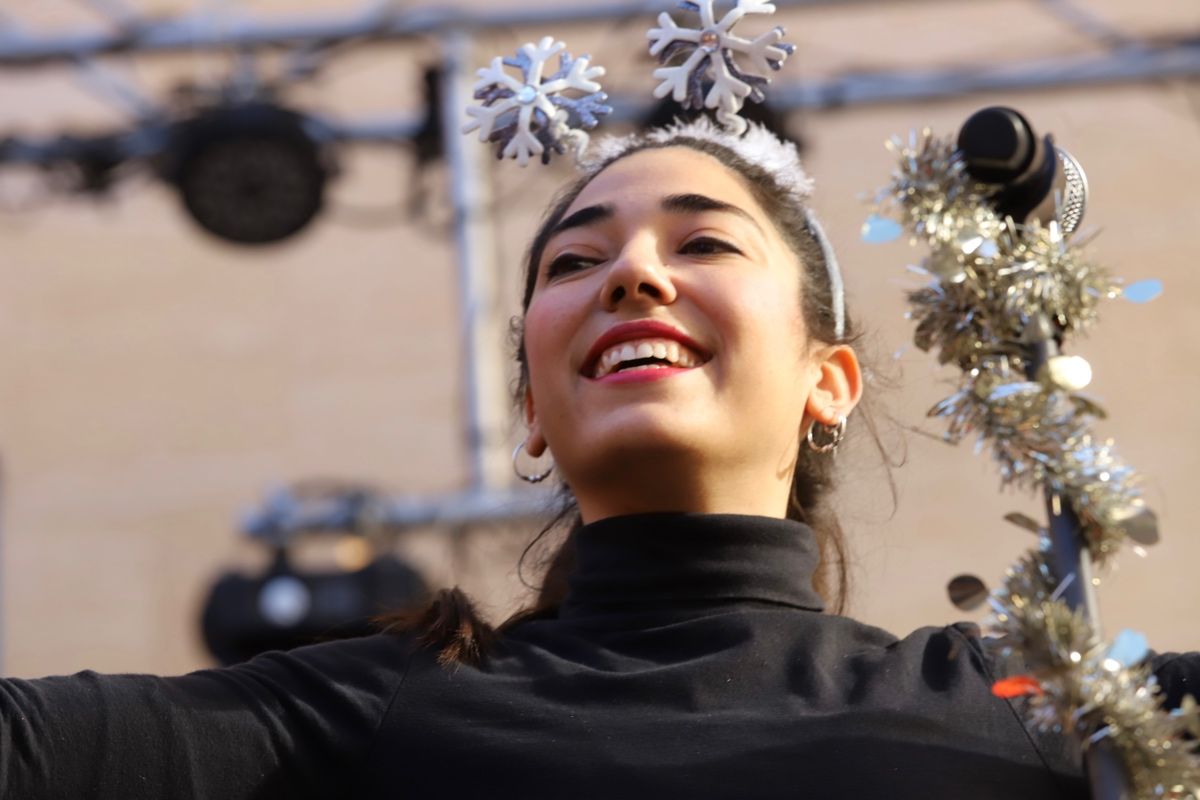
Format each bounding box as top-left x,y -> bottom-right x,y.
816,614 -> 990,671
875,620 -> 999,690
248,630 -> 419,670
195,632 -> 421,702
1150,650 -> 1200,710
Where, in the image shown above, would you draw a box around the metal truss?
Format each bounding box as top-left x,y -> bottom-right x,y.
0,0 -> 897,64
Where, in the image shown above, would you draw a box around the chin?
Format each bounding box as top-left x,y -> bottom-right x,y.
569,408 -> 715,469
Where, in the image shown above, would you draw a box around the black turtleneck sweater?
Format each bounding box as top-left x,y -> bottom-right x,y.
0,513 -> 1195,798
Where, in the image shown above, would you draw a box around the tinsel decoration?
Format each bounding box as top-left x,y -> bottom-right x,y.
871,130 -> 1153,569
868,128 -> 1200,798
462,37 -> 611,166
990,554 -> 1200,798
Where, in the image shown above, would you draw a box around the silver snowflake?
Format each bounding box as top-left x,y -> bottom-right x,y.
647,0 -> 796,135
462,36 -> 611,167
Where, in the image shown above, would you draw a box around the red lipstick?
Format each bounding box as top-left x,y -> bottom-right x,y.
581,319 -> 710,378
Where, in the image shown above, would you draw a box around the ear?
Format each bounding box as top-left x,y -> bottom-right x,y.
522,385 -> 549,457
803,345 -> 864,424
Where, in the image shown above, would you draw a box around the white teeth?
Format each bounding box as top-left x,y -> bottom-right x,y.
591,337 -> 707,378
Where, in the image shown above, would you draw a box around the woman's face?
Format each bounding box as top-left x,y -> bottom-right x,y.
522,146 -> 844,521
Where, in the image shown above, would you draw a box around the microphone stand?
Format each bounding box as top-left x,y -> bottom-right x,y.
1026,317 -> 1133,800
872,107 -> 1198,800
955,106 -> 1134,798
873,104 -> 1200,800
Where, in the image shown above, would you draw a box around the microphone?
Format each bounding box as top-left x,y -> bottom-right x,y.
956,106 -> 1088,234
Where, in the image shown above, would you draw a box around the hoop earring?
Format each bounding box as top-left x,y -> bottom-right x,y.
512,441 -> 554,483
806,414 -> 847,455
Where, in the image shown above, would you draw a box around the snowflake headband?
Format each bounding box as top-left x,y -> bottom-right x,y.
460,3 -> 845,339
648,0 -> 796,136
462,36 -> 611,166
463,1 -> 795,164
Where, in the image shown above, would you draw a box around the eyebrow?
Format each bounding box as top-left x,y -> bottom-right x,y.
661,193 -> 764,235
549,204 -> 615,236
547,193 -> 763,239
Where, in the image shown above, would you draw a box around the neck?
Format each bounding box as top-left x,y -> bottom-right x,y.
572,452 -> 793,524
559,511 -> 827,620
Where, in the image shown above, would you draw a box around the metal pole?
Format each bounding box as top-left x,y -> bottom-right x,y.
0,0 -> 930,65
240,485 -> 553,545
314,43 -> 1200,143
0,455 -> 5,675
439,29 -> 511,491
1025,317 -> 1132,800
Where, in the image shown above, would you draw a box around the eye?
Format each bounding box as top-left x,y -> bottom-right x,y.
545,253 -> 601,279
680,236 -> 742,257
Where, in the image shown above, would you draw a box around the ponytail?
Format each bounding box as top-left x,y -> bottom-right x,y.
376,508 -> 580,669
376,587 -> 498,669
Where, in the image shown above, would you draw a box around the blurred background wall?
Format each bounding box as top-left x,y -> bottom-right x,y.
0,0 -> 1196,678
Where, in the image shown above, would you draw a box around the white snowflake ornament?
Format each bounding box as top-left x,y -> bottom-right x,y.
462,36 -> 612,167
647,0 -> 796,135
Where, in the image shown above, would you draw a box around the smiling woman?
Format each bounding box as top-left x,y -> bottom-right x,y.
0,120 -> 1196,800
383,126 -> 867,651
391,127 -> 869,626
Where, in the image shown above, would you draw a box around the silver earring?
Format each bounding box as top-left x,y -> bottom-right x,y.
806,414 -> 847,454
512,441 -> 554,483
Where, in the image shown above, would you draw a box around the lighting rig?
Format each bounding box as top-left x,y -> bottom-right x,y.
0,0 -> 1197,245
201,481 -> 431,665
201,479 -> 557,663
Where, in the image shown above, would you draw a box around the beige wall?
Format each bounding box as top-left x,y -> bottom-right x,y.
1,0 -> 1197,677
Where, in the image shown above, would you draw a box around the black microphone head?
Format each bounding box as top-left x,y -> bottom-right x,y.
957,105 -> 1062,224
956,106 -> 1038,184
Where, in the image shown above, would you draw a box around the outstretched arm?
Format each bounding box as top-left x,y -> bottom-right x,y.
0,633 -> 413,799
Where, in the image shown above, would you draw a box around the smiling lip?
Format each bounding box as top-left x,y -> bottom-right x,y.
581,319 -> 710,378
592,366 -> 691,385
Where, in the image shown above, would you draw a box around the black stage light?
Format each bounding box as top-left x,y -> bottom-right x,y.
200,549 -> 428,666
161,103 -> 335,245
199,484 -> 430,666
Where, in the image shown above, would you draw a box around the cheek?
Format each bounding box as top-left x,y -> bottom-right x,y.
705,272 -> 807,368
523,290 -> 584,395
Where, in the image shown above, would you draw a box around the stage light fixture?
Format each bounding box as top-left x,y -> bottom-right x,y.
200,483 -> 430,666
162,103 -> 336,245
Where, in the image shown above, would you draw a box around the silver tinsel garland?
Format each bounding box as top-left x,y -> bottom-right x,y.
871,128 -> 1199,798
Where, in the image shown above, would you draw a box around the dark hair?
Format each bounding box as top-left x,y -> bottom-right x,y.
380,135 -> 891,668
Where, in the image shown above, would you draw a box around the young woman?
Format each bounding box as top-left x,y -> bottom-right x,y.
0,121 -> 1194,799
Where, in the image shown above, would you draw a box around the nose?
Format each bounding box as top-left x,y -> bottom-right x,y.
599,237 -> 678,311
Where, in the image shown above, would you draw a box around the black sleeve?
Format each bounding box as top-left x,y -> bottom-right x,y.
0,633 -> 414,799
1152,651 -> 1200,710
